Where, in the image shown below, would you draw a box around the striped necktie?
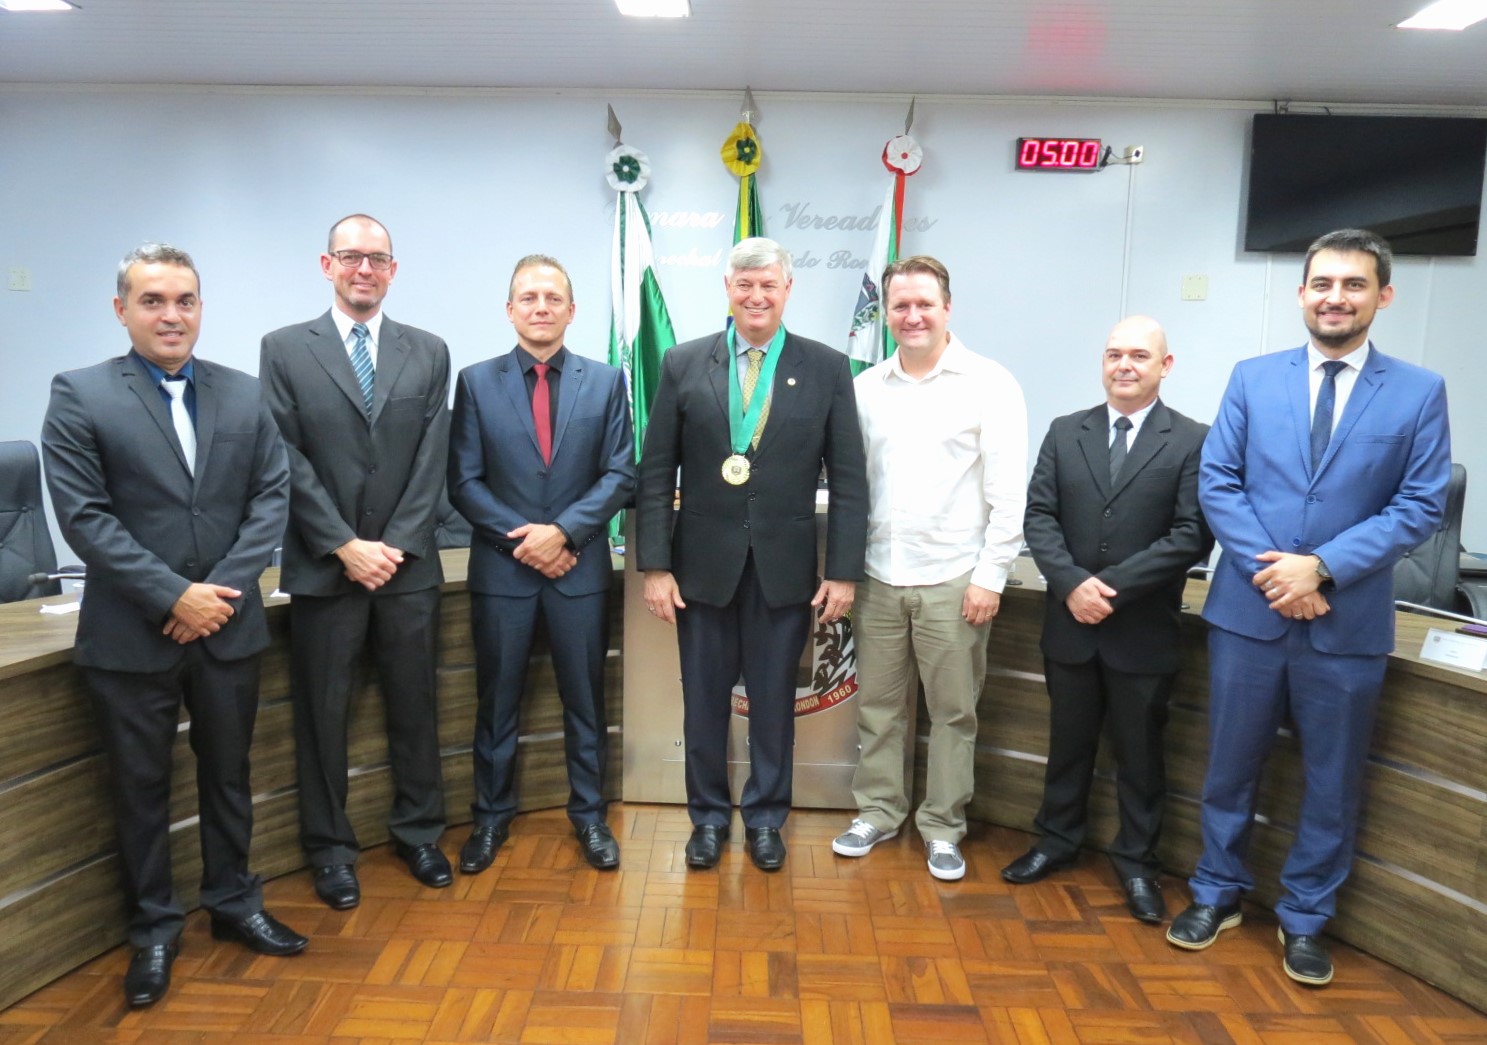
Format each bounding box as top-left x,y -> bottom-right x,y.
350,322 -> 374,414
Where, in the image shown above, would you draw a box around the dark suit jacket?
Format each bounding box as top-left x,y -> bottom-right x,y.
1024,399 -> 1212,675
260,310 -> 451,596
635,330 -> 868,608
42,354 -> 289,672
1201,345 -> 1451,655
448,348 -> 635,597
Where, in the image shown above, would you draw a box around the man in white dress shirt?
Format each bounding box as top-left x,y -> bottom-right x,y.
833,255 -> 1027,880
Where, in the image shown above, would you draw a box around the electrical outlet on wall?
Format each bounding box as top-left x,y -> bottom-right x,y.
7,267 -> 32,292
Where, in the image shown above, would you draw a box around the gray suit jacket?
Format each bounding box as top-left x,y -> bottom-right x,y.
260,310 -> 451,596
1023,399 -> 1211,675
42,353 -> 289,672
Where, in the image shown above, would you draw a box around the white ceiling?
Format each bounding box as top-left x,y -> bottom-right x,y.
0,0 -> 1485,107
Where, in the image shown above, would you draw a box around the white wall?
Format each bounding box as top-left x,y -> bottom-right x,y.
3,86 -> 1483,558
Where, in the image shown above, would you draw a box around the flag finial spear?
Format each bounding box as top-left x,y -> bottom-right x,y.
904,97 -> 916,135
740,86 -> 759,127
607,104 -> 623,145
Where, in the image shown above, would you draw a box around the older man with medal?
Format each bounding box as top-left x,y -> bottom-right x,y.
637,237 -> 868,873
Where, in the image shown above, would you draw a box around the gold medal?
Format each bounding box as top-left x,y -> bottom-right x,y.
721,454 -> 751,485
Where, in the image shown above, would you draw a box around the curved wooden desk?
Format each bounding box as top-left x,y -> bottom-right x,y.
0,549 -> 621,1009
971,557 -> 1487,1013
1,551 -> 1483,1013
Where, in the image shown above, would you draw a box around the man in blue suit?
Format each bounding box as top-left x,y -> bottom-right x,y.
448,255 -> 635,872
1167,229 -> 1452,987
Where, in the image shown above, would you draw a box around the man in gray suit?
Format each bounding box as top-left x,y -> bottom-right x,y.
43,243 -> 306,1009
260,214 -> 452,908
1003,316 -> 1211,924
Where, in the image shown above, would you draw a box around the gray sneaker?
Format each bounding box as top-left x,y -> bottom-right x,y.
831,819 -> 898,857
926,839 -> 966,880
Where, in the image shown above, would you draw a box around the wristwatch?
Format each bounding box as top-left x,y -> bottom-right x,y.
1314,555 -> 1333,581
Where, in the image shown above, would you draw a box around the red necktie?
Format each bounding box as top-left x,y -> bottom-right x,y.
533,362 -> 553,465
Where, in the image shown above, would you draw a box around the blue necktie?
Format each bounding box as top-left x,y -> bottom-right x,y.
1310,360 -> 1347,472
350,322 -> 374,415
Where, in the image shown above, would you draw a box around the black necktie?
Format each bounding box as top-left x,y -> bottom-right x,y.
1110,415 -> 1133,483
1310,360 -> 1347,471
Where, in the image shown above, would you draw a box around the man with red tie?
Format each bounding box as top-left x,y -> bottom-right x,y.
448,255 -> 635,872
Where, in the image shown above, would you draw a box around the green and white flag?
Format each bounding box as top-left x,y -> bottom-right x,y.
845,133 -> 922,375
606,144 -> 676,463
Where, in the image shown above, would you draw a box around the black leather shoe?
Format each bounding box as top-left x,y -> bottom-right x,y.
1122,876 -> 1167,924
1279,927 -> 1333,986
460,825 -> 508,875
313,863 -> 360,910
684,825 -> 729,869
210,910 -> 309,956
576,822 -> 620,870
1000,847 -> 1074,884
395,841 -> 453,888
745,827 -> 786,872
1165,901 -> 1242,950
124,942 -> 177,1007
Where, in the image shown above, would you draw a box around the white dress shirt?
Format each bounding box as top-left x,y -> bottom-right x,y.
1107,399 -> 1157,449
331,306 -> 384,368
854,333 -> 1028,591
1307,340 -> 1370,435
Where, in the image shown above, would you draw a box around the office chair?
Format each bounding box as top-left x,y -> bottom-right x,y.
1393,463 -> 1466,612
0,440 -> 61,602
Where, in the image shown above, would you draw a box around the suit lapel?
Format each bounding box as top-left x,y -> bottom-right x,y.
1109,400 -> 1171,499
552,353 -> 583,461
370,318 -> 411,426
1287,348 -> 1315,480
306,311 -> 369,420
497,350 -> 543,460
192,359 -> 218,486
750,333 -> 801,457
1075,406 -> 1113,500
1316,348 -> 1387,480
120,358 -> 192,477
706,332 -> 731,437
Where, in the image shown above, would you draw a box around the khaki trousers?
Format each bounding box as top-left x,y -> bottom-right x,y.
849,571 -> 990,843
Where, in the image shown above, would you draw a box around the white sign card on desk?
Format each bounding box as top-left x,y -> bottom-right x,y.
1420,628 -> 1487,673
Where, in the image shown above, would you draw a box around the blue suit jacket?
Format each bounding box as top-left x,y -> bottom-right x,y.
1200,344 -> 1451,655
448,348 -> 635,597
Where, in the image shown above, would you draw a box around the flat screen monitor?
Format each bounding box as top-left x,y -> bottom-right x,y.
1244,113 -> 1487,256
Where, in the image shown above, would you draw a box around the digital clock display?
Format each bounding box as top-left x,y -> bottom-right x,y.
1016,137 -> 1104,171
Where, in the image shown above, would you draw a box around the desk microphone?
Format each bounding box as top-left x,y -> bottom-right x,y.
27,568 -> 86,586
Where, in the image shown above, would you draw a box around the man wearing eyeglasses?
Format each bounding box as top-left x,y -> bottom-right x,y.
260,214 -> 453,909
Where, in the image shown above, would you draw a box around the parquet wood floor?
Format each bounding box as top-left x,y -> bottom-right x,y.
3,805 -> 1483,1044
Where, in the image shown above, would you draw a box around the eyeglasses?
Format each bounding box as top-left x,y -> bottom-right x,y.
330,250 -> 394,271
